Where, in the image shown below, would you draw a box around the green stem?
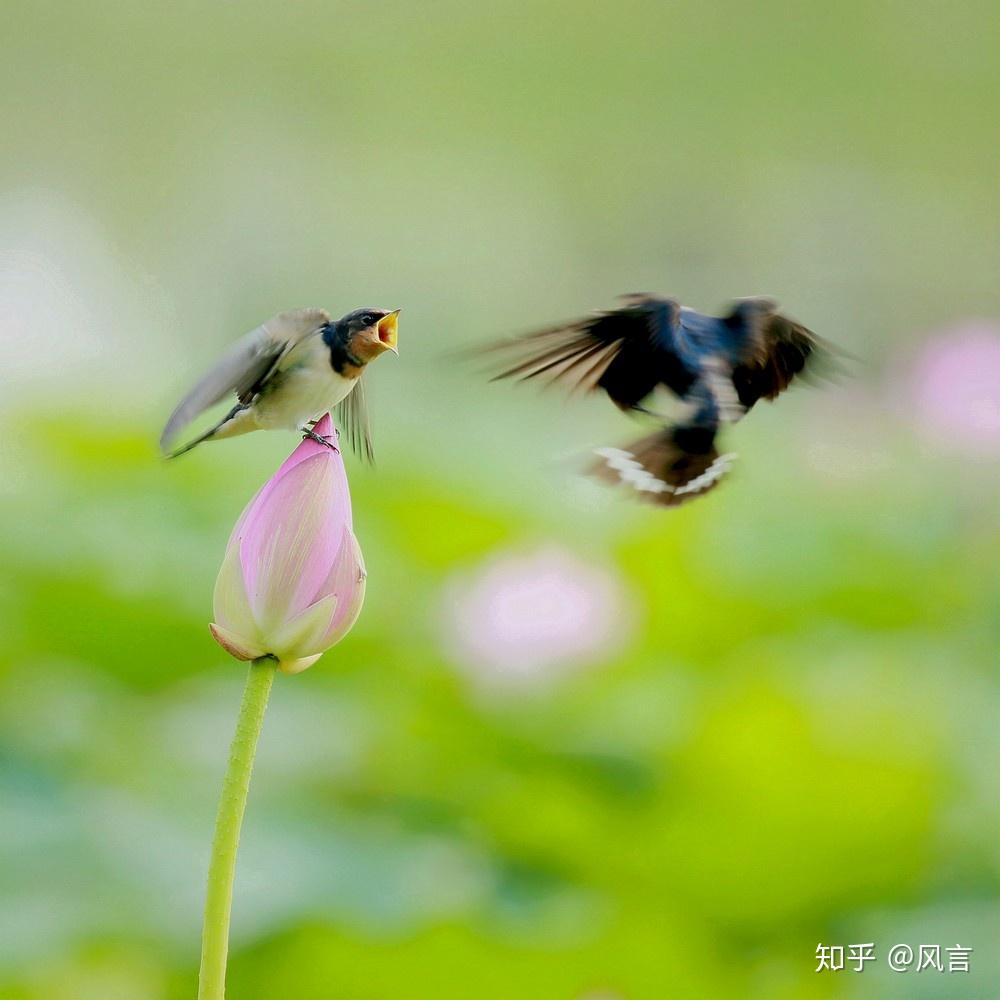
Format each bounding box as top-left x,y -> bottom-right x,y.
198,657 -> 276,1000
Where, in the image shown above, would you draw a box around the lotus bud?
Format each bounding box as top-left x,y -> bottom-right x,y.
209,413 -> 366,674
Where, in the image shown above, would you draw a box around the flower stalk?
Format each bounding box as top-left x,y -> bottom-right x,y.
198,656 -> 276,1000
196,413 -> 367,996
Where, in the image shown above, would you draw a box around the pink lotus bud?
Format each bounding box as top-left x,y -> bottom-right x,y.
209,413 -> 366,674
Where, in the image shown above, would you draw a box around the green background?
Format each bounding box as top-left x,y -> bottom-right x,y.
1,1 -> 998,997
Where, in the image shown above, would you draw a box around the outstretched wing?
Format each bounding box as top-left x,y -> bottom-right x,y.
160,307 -> 330,454
486,296 -> 691,408
724,298 -> 826,408
334,376 -> 375,463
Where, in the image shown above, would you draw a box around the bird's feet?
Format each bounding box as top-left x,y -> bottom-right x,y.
301,426 -> 340,451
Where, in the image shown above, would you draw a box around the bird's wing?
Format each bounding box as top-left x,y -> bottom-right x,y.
160,307 -> 330,453
485,296 -> 687,404
334,376 -> 375,464
485,313 -> 636,392
724,298 -> 826,407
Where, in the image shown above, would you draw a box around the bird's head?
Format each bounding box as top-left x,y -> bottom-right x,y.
334,307 -> 400,363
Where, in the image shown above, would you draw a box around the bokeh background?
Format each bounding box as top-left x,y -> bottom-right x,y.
2,1 -> 999,997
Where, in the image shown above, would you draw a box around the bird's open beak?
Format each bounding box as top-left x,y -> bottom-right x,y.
376,310 -> 400,354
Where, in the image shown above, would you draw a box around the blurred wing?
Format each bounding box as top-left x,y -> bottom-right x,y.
159,307 -> 330,453
485,297 -> 685,403
486,313 -> 634,393
334,376 -> 375,463
725,298 -> 825,406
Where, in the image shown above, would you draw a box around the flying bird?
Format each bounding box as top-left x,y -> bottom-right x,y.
160,306 -> 399,460
486,295 -> 828,506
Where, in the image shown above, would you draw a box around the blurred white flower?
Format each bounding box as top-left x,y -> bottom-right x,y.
0,189 -> 169,397
910,322 -> 1000,457
442,545 -> 631,689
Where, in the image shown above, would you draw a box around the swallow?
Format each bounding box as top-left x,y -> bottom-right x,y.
486,295 -> 829,506
160,306 -> 399,460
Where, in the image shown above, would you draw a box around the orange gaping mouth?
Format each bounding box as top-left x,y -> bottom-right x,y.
376,310 -> 400,353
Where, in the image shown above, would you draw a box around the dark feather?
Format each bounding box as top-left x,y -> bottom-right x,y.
724,298 -> 825,408
487,296 -> 693,408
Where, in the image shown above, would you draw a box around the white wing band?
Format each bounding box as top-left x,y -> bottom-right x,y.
594,447 -> 737,496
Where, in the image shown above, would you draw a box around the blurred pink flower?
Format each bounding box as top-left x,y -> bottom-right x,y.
910,323 -> 1000,456
443,546 -> 630,688
210,413 -> 366,674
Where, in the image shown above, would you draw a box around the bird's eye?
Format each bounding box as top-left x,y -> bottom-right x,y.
362,313 -> 377,326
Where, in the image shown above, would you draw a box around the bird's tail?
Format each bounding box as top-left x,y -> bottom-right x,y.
163,404 -> 248,459
590,425 -> 736,506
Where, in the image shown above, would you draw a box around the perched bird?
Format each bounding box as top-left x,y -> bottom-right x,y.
160,306 -> 399,460
487,294 -> 828,506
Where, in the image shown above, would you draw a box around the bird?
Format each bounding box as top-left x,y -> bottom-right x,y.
160,306 -> 399,460
485,294 -> 829,506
